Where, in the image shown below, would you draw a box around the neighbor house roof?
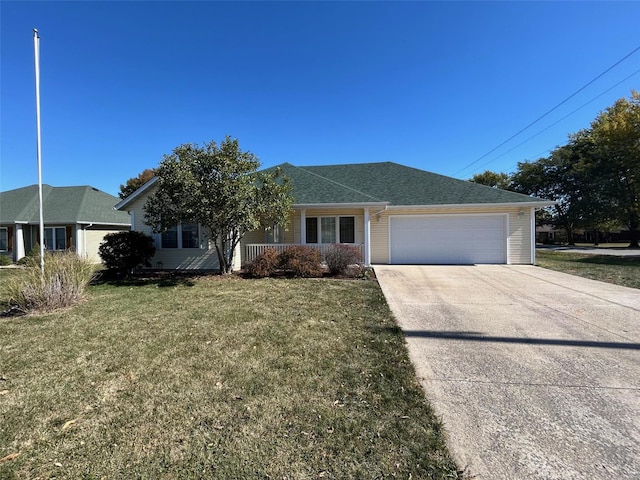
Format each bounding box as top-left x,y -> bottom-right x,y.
273,162 -> 549,206
0,185 -> 131,225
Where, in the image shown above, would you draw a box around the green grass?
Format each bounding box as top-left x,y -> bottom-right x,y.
0,274 -> 461,479
536,250 -> 640,289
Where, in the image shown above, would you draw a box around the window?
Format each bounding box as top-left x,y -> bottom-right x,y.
305,216 -> 355,244
161,226 -> 178,249
321,217 -> 336,243
306,217 -> 318,243
44,227 -> 66,251
161,223 -> 200,249
265,225 -> 284,244
339,217 -> 355,243
181,223 -> 200,248
0,228 -> 7,251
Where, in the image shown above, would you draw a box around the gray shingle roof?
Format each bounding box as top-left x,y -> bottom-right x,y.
273,162 -> 544,206
0,185 -> 130,225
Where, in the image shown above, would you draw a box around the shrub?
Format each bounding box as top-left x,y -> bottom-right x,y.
245,248 -> 281,278
98,231 -> 156,275
279,245 -> 323,278
325,244 -> 363,275
18,243 -> 42,266
6,251 -> 97,312
0,254 -> 12,266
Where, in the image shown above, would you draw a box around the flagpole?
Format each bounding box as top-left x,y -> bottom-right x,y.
34,28 -> 45,275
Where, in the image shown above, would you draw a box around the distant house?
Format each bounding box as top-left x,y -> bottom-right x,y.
116,162 -> 551,270
0,185 -> 131,263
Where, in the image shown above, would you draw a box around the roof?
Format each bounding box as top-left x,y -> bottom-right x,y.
273,162 -> 549,206
0,185 -> 131,225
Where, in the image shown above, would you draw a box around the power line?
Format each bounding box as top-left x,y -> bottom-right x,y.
466,66 -> 640,176
452,45 -> 640,177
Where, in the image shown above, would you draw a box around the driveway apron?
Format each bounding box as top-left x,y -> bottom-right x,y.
375,265 -> 640,480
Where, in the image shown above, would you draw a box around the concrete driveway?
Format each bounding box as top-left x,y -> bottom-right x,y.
375,265 -> 640,480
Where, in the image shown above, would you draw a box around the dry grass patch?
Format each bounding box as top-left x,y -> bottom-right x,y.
0,275 -> 461,479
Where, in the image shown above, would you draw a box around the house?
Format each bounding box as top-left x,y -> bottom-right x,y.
0,185 -> 131,263
115,162 -> 552,270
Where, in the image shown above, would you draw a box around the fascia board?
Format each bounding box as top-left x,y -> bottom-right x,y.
385,201 -> 556,210
113,177 -> 158,210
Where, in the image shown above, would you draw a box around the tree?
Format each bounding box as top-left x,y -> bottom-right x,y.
585,91 -> 640,247
98,231 -> 156,275
144,136 -> 293,273
511,143 -> 601,246
118,168 -> 156,199
511,91 -> 640,247
469,170 -> 512,190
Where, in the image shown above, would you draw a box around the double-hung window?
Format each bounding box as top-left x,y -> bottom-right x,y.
305,216 -> 355,244
160,223 -> 200,249
44,227 -> 66,251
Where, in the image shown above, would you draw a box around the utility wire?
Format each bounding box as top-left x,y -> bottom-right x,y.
467,66 -> 640,176
452,45 -> 640,177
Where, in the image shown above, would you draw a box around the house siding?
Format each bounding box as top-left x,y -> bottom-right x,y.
85,227 -> 129,263
125,189 -> 238,271
370,206 -> 534,265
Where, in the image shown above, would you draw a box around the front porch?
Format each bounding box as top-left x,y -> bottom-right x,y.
244,243 -> 365,264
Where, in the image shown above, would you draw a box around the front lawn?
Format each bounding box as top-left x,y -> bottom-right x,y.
536,250 -> 640,289
0,274 -> 461,479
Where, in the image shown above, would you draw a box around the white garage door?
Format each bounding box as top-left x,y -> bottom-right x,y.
390,215 -> 506,264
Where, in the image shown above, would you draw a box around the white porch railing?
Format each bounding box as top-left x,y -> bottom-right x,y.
245,243 -> 364,263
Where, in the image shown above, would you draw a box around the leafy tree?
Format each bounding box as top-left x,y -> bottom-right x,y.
512,91 -> 640,247
144,137 -> 293,273
118,168 -> 156,199
469,170 -> 512,190
99,231 -> 156,275
585,91 -> 640,247
511,143 -> 600,246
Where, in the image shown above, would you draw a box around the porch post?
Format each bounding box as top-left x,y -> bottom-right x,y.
300,209 -> 306,244
76,224 -> 84,257
363,208 -> 370,266
15,223 -> 25,261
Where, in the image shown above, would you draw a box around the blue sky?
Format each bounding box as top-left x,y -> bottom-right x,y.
1,1 -> 639,197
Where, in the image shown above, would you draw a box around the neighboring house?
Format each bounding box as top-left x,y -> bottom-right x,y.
0,185 -> 131,263
116,162 -> 552,270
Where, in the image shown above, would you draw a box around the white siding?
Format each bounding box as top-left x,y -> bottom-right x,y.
125,187 -> 235,271
370,206 -> 534,265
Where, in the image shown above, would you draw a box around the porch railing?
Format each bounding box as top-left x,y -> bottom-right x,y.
245,243 -> 364,264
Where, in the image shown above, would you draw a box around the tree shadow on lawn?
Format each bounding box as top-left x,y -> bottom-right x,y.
92,270 -> 201,288
573,255 -> 640,266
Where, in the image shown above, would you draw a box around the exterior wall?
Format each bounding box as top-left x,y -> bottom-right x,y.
242,208 -> 366,264
84,227 -> 130,263
124,189 -> 240,271
370,206 -> 534,265
297,208 -> 365,244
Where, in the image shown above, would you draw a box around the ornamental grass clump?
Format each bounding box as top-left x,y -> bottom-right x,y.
6,251 -> 97,312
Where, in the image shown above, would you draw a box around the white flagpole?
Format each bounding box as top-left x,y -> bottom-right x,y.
34,28 -> 45,275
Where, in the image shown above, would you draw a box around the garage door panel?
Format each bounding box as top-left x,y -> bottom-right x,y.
390,215 -> 506,264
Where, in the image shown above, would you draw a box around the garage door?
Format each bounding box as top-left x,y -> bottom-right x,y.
390,215 -> 506,264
